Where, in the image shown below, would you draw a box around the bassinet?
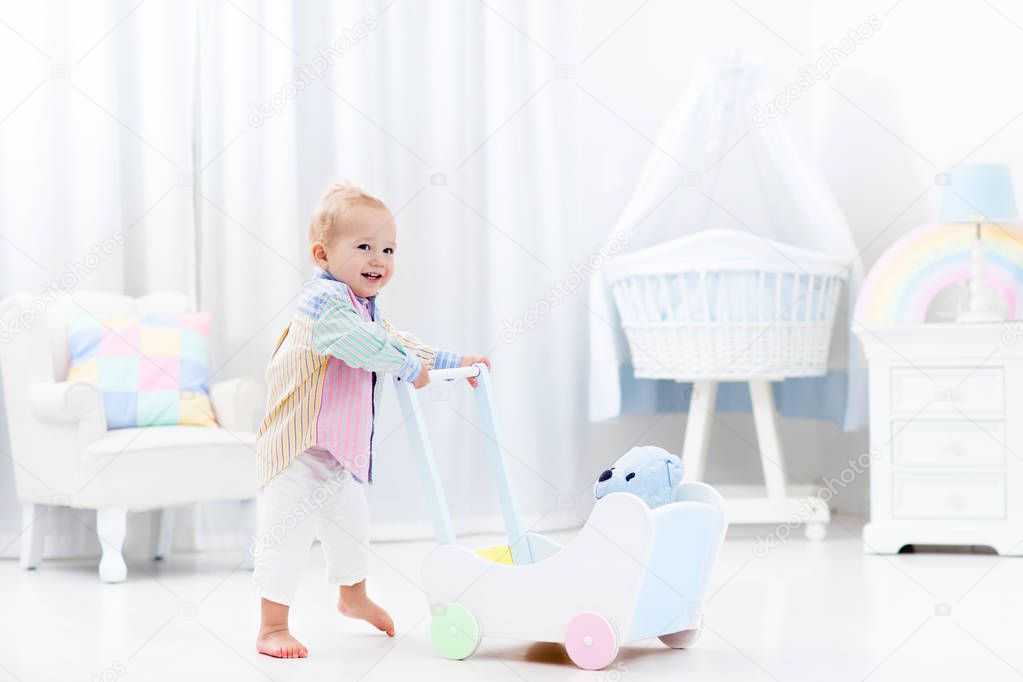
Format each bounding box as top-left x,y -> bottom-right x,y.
604,229 -> 848,381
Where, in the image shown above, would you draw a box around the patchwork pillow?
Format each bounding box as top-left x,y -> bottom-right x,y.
66,313 -> 218,429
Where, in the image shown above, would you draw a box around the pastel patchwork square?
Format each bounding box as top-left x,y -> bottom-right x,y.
65,325 -> 100,361
139,314 -> 182,327
138,390 -> 179,426
180,313 -> 211,337
178,357 -> 208,391
104,316 -> 137,331
180,329 -> 209,365
179,392 -> 216,426
66,357 -> 99,384
141,327 -> 181,356
140,356 -> 180,391
67,326 -> 101,362
99,356 -> 139,391
103,391 -> 137,429
98,325 -> 141,356
66,312 -> 217,429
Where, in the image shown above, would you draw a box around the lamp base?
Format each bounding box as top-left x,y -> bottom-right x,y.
956,226 -> 1005,324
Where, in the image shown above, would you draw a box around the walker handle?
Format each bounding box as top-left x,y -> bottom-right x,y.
396,360 -> 531,564
427,363 -> 485,382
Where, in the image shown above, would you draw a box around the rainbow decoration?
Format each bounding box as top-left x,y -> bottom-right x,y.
854,222 -> 1023,325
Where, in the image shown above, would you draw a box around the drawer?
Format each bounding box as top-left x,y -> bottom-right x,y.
891,420 -> 1006,468
892,473 -> 1006,520
890,367 -> 1004,414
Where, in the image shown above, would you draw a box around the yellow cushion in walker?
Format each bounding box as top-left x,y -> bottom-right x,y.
474,544 -> 513,565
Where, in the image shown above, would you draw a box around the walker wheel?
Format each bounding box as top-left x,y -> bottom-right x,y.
659,627 -> 702,648
429,603 -> 480,660
804,522 -> 827,541
564,612 -> 618,670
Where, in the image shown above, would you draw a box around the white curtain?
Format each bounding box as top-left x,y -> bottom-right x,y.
0,1 -> 199,557
197,0 -> 586,539
0,0 -> 588,558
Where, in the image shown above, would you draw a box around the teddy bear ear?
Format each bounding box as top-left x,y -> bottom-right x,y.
665,456 -> 685,486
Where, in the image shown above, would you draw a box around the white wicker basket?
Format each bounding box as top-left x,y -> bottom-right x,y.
605,230 -> 848,381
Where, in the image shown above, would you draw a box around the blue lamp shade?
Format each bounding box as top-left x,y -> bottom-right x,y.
940,164 -> 1019,223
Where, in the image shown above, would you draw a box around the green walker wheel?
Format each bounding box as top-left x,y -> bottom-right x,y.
429,603 -> 481,660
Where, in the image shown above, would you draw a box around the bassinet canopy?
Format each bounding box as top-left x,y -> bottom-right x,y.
589,57 -> 866,430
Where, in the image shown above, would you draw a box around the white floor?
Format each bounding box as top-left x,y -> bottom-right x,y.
2,516 -> 1022,682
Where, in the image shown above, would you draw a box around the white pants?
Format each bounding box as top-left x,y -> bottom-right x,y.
252,447 -> 369,606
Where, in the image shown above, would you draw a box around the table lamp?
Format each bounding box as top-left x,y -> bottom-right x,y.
939,163 -> 1018,322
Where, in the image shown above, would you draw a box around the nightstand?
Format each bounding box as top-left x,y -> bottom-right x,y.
854,323 -> 1023,555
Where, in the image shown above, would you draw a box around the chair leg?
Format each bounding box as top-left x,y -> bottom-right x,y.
241,498 -> 256,571
97,507 -> 128,583
153,508 -> 175,561
19,503 -> 46,570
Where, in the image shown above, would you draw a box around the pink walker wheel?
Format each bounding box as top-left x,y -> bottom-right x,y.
564,612 -> 618,670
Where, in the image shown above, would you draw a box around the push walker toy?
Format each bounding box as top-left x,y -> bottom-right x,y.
395,364 -> 728,670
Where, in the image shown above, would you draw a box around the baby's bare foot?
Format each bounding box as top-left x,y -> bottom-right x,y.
338,585 -> 395,636
257,628 -> 309,658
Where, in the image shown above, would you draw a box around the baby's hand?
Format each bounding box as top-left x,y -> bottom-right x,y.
460,355 -> 491,388
412,362 -> 430,389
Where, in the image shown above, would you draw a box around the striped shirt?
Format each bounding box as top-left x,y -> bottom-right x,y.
255,268 -> 460,487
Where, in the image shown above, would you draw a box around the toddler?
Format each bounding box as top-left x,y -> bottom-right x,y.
252,183 -> 489,658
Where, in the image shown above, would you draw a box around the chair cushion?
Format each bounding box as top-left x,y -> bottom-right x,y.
84,425 -> 255,456
77,426 -> 256,508
66,312 -> 217,429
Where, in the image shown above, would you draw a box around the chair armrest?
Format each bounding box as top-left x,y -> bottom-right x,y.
29,381 -> 105,424
209,377 -> 263,432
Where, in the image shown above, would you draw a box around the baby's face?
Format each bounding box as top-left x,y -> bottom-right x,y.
316,204 -> 397,298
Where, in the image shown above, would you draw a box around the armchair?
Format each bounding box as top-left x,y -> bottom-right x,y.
0,290 -> 262,582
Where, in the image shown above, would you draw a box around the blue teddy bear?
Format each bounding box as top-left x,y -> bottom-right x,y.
594,446 -> 685,509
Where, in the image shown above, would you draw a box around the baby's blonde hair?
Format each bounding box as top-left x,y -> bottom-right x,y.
308,182 -> 388,258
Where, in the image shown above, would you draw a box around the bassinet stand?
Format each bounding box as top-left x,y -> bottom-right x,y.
682,379 -> 829,541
